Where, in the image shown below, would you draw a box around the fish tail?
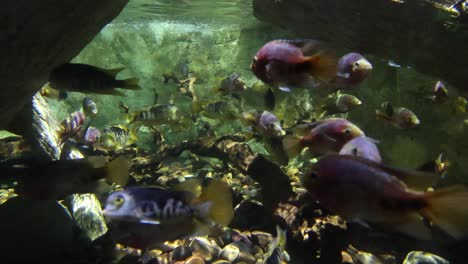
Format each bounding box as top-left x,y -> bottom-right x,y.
198,179 -> 234,226
120,78 -> 142,90
282,135 -> 304,158
104,156 -> 130,187
305,51 -> 338,82
375,109 -> 389,120
422,185 -> 468,239
265,88 -> 276,110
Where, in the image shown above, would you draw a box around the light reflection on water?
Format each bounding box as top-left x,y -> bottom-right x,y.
115,0 -> 255,25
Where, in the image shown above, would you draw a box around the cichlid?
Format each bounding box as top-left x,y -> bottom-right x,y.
282,118 -> 364,158
339,136 -> 382,163
251,39 -> 337,92
241,111 -> 285,138
128,104 -> 180,127
376,102 -> 420,129
17,156 -> 129,200
49,63 -> 141,96
191,99 -> 240,121
322,92 -> 362,114
333,52 -> 373,88
217,73 -> 247,96
303,154 -> 468,240
100,125 -> 137,151
103,179 -> 233,250
82,97 -> 98,117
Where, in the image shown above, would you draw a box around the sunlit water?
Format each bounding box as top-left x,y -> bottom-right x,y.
115,0 -> 255,25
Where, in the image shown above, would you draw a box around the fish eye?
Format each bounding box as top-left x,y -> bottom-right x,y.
354,62 -> 359,67
343,128 -> 352,136
113,195 -> 125,206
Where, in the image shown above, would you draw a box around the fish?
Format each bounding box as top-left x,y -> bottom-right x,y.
251,39 -> 338,91
128,104 -> 180,127
103,179 -> 234,250
17,156 -> 130,200
263,225 -> 290,264
49,63 -> 141,96
76,125 -> 101,146
58,110 -> 88,143
333,53 -> 373,88
191,99 -> 240,121
322,92 -> 362,114
417,153 -> 450,175
376,102 -> 420,129
82,97 -> 98,116
303,154 -> 468,240
217,73 -> 247,96
39,84 -> 68,100
282,118 -> 365,158
339,136 -> 382,163
427,81 -> 448,103
241,111 -> 285,138
100,125 -> 137,151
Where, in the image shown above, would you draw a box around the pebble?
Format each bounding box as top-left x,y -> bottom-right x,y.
185,255 -> 205,264
219,243 -> 240,262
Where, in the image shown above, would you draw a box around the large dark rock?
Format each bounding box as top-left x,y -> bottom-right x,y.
252,0 -> 468,91
0,0 -> 129,129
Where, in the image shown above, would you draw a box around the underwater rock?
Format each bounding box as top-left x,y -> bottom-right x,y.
0,0 -> 129,129
403,251 -> 449,264
0,196 -> 74,262
31,93 -> 62,160
65,193 -> 108,242
252,0 -> 468,90
219,243 -> 240,262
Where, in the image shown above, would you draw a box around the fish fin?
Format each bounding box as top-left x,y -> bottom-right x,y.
106,89 -> 126,97
173,178 -> 203,198
240,112 -> 257,126
120,78 -> 142,90
265,88 -> 276,110
105,156 -> 130,187
282,135 -> 303,159
103,67 -> 126,76
336,71 -> 351,79
393,213 -> 432,240
375,109 -> 390,121
382,101 -> 394,116
380,165 -> 438,191
139,219 -> 161,225
363,136 -> 380,144
198,179 -> 234,226
292,122 -> 318,136
422,185 -> 468,239
275,225 -> 287,250
304,51 -> 338,82
129,127 -> 140,143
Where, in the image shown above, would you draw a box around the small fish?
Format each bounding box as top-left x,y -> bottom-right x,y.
49,63 -> 141,96
303,154 -> 468,240
427,81 -> 448,103
119,102 -> 130,114
417,153 -> 450,175
217,73 -> 247,96
282,118 -> 365,158
241,111 -> 285,138
334,53 -> 373,87
82,97 -> 98,116
376,102 -> 420,129
77,125 -> 101,146
39,84 -> 68,100
17,156 -> 129,200
191,99 -> 240,121
251,39 -> 338,91
264,225 -> 290,264
128,104 -> 180,127
58,110 -> 87,143
103,179 -> 234,250
339,136 -> 382,163
100,125 -> 137,151
322,92 -> 362,114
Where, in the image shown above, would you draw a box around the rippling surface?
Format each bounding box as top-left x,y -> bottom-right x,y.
115,0 -> 255,25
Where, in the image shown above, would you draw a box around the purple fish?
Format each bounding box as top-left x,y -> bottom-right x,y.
257,111 -> 285,138
79,126 -> 101,145
339,136 -> 382,163
334,53 -> 372,87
